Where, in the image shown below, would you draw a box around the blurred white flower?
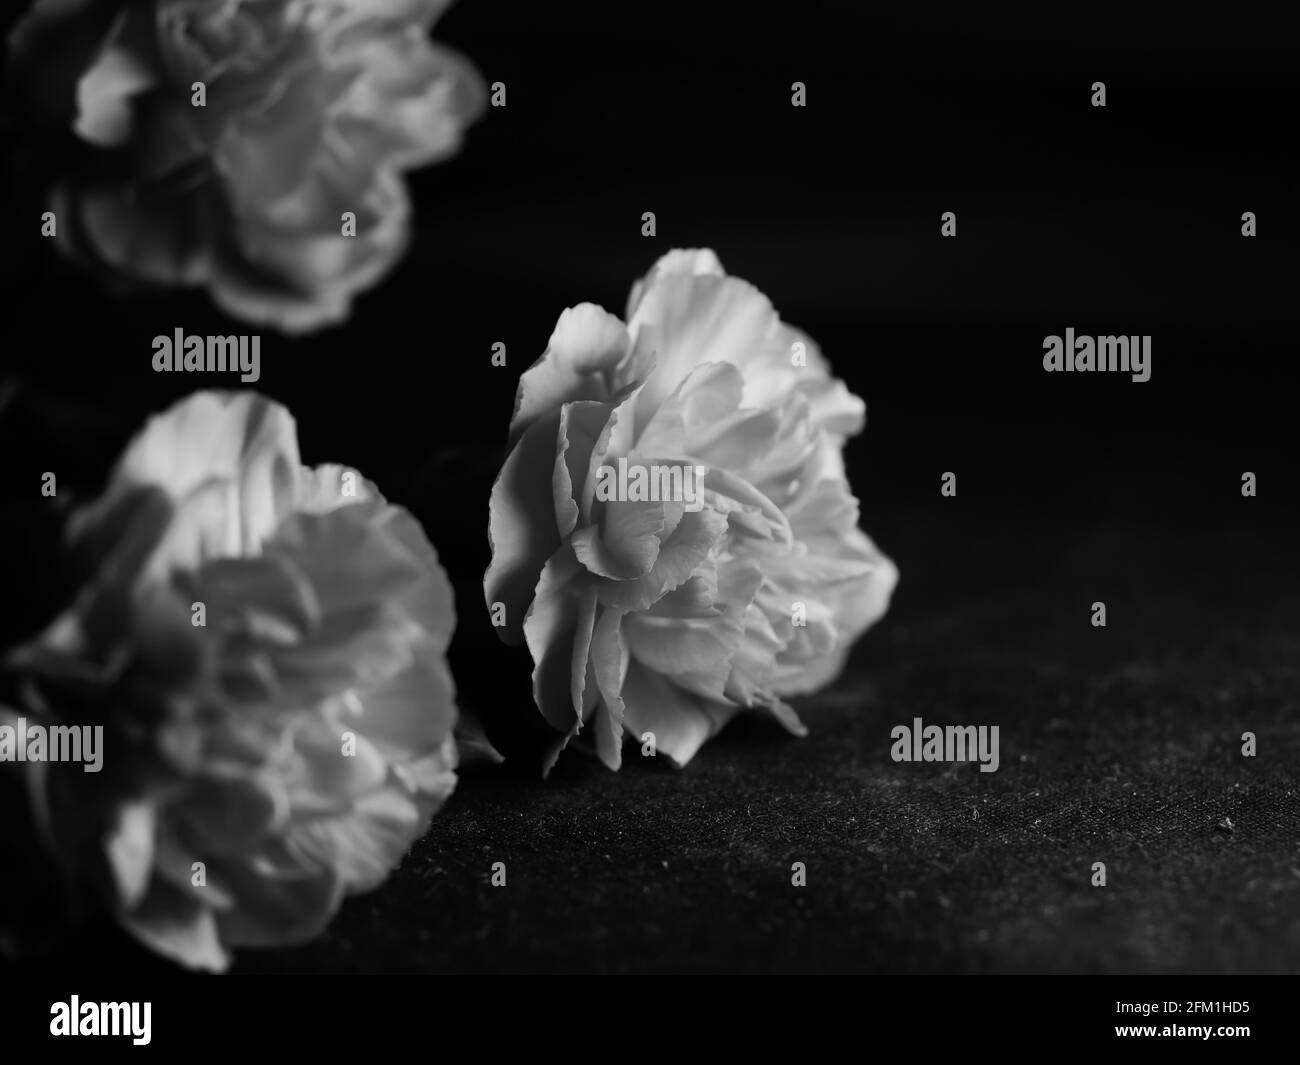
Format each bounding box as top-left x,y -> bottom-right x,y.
7,0 -> 485,332
486,249 -> 898,770
2,391 -> 458,970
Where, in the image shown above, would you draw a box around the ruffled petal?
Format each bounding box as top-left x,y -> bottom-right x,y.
485,414 -> 565,646
71,392 -> 301,585
507,304 -> 628,449
620,661 -> 737,768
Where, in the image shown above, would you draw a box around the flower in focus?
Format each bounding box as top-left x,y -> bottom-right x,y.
1,391 -> 458,970
5,0 -> 485,332
485,249 -> 898,770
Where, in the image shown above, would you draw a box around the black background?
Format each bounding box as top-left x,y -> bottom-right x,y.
1,2 -> 1298,974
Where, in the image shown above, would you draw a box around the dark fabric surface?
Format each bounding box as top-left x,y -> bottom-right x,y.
3,493 -> 1298,976
196,513 -> 1294,974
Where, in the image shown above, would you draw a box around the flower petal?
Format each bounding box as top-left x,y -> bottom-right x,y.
72,9 -> 156,147
596,507 -> 727,613
120,880 -> 230,972
73,392 -> 301,584
588,606 -> 628,770
626,248 -> 725,319
485,413 -> 565,646
522,545 -> 586,736
507,304 -> 627,449
620,661 -> 737,768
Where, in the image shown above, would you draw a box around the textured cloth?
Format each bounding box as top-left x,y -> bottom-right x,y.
221,515 -> 1296,974
5,500 -> 1298,974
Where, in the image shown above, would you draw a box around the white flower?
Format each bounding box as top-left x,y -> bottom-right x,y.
2,391 -> 458,970
6,0 -> 485,332
486,250 -> 898,770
